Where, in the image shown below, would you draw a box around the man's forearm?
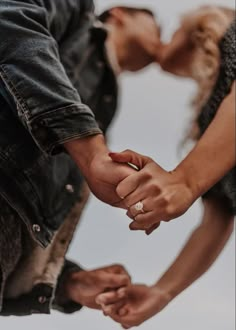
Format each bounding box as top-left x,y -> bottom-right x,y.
154,199 -> 234,300
174,83 -> 235,199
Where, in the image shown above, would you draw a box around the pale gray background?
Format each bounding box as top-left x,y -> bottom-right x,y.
1,0 -> 235,329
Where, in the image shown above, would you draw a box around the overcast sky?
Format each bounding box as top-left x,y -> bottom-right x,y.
1,1 -> 235,330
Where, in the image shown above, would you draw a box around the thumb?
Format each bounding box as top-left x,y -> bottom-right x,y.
109,150 -> 152,169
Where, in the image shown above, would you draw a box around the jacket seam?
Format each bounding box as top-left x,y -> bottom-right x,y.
0,66 -> 31,122
0,66 -> 92,124
29,103 -> 93,123
45,129 -> 102,154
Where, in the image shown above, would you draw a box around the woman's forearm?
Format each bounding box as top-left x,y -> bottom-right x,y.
154,198 -> 234,300
174,82 -> 235,200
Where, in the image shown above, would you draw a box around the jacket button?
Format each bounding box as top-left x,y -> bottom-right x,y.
104,95 -> 113,103
96,61 -> 104,69
65,184 -> 74,193
32,224 -> 41,233
38,296 -> 47,304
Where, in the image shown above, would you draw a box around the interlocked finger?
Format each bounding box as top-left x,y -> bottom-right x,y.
129,210 -> 162,231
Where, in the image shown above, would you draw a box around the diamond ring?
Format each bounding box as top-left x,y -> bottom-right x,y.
134,201 -> 144,213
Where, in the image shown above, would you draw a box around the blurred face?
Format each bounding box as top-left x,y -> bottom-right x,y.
121,12 -> 162,71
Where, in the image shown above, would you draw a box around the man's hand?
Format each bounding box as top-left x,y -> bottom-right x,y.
63,265 -> 131,310
109,150 -> 195,234
97,284 -> 171,329
64,135 -> 135,208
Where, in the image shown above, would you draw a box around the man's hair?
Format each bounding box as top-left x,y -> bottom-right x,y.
99,6 -> 155,23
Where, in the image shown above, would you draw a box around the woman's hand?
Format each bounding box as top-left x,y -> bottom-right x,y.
96,284 -> 171,329
63,265 -> 131,310
109,150 -> 195,234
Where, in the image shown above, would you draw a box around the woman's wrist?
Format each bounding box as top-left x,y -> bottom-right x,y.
153,274 -> 185,303
150,283 -> 174,309
171,160 -> 204,202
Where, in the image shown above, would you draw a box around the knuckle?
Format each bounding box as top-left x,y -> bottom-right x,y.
162,193 -> 171,205
166,206 -> 175,217
142,171 -> 152,181
120,275 -> 129,283
149,182 -> 161,194
114,264 -> 125,272
112,263 -> 122,269
166,205 -> 182,219
108,277 -> 116,286
125,201 -> 131,209
163,206 -> 177,220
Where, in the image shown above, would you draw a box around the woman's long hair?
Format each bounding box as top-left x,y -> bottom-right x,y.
181,6 -> 235,140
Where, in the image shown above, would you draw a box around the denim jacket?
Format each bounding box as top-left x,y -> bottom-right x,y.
0,0 -> 118,248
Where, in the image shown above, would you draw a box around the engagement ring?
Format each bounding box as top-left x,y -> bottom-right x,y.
134,201 -> 144,213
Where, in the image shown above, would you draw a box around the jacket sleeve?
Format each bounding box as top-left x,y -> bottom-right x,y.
0,1 -> 101,155
0,284 -> 54,316
0,260 -> 84,316
53,259 -> 84,314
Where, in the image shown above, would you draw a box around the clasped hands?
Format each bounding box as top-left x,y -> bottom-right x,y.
108,150 -> 195,234
65,135 -> 196,235
64,136 -> 198,327
63,265 -> 171,329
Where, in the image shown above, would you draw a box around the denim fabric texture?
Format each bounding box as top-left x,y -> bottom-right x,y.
0,0 -> 119,316
0,0 -> 118,248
